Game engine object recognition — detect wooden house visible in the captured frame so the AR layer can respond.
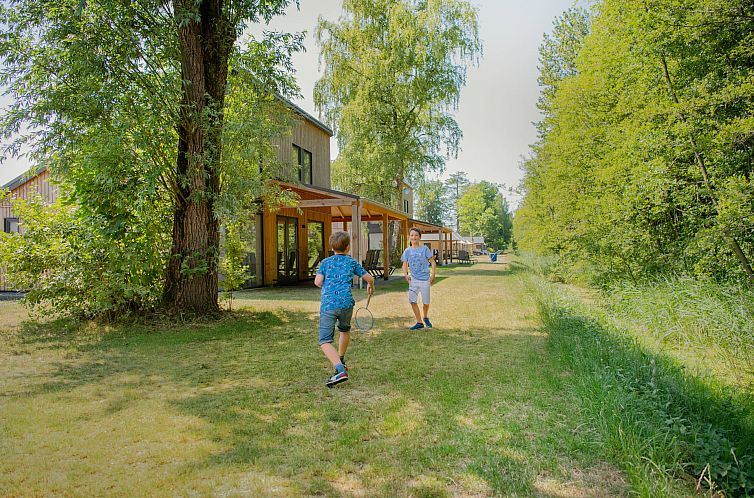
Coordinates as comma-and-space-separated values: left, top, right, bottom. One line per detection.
1, 101, 453, 291
1, 167, 58, 291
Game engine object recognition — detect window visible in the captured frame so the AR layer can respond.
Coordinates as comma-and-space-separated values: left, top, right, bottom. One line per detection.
403, 199, 409, 213
292, 144, 313, 184
3, 217, 20, 234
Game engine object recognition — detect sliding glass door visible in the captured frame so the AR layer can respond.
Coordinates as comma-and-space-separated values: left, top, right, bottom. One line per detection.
276, 216, 298, 284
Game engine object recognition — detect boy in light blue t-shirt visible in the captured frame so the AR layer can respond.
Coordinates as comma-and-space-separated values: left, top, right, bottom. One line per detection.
315, 231, 374, 387
401, 227, 436, 330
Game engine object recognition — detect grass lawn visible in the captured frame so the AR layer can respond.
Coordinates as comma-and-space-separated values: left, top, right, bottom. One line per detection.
0, 256, 632, 496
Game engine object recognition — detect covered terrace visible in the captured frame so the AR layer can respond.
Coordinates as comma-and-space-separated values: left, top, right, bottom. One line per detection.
263, 182, 453, 285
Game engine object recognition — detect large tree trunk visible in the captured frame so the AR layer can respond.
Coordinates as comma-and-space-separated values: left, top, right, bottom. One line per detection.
163, 0, 234, 314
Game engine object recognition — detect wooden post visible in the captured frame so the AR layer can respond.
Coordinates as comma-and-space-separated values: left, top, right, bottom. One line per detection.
439, 229, 445, 265
402, 219, 409, 254
351, 201, 362, 287
299, 213, 308, 281
382, 213, 389, 279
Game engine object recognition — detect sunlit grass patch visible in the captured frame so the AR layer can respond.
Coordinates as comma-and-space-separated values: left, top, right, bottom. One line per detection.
0, 257, 636, 496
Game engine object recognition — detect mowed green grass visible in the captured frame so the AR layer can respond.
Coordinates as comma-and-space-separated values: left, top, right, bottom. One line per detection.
0, 257, 630, 496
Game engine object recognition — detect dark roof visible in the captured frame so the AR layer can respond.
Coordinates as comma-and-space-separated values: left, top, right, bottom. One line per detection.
3, 166, 47, 191
275, 95, 333, 137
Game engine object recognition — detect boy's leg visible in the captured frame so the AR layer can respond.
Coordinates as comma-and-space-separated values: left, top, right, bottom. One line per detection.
320, 309, 349, 387
421, 282, 432, 327
408, 282, 423, 323
338, 330, 350, 357
319, 309, 345, 368
320, 342, 342, 367
337, 307, 353, 357
410, 302, 423, 323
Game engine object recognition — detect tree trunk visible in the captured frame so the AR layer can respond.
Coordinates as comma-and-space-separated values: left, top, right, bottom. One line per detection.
163, 0, 234, 314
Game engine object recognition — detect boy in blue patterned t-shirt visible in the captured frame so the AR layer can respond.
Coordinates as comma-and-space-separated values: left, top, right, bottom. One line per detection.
315, 231, 375, 387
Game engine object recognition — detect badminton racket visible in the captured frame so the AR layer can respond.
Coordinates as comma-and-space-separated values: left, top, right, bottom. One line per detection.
354, 294, 374, 332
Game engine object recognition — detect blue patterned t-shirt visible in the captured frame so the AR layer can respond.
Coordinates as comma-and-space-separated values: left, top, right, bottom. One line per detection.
401, 245, 433, 281
317, 254, 367, 311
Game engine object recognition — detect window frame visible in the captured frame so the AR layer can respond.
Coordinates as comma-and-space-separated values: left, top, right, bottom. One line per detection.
3, 217, 20, 234
292, 143, 313, 185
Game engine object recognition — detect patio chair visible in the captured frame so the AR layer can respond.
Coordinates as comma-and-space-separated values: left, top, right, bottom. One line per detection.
363, 249, 385, 278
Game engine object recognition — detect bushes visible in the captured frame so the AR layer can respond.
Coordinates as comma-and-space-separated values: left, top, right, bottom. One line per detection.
0, 194, 169, 320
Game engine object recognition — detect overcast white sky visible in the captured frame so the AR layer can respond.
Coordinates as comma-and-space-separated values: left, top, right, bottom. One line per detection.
1, 1, 576, 206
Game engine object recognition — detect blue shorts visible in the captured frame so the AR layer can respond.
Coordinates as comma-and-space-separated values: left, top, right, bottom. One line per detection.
318, 307, 353, 345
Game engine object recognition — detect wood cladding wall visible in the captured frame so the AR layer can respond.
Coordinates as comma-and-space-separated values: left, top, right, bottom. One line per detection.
1, 170, 58, 291
271, 117, 331, 189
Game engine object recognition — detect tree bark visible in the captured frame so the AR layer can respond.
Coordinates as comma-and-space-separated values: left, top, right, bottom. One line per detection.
163, 0, 235, 314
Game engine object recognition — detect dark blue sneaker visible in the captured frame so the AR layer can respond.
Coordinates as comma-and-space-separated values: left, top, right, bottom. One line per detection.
326, 370, 349, 387
409, 322, 425, 330
423, 317, 432, 328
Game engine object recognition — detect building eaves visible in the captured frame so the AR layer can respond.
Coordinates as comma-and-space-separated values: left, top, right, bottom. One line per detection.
3, 166, 47, 192
275, 94, 333, 137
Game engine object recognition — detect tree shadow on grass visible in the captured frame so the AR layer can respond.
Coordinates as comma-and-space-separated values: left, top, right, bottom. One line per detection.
3, 309, 295, 397
439, 262, 529, 278
162, 322, 629, 496
4, 307, 630, 496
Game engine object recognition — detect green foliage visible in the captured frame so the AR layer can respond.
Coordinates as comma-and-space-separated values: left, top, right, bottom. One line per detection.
219, 220, 250, 311
415, 179, 450, 225
529, 274, 754, 496
0, 0, 302, 317
444, 170, 470, 232
605, 275, 754, 386
516, 0, 754, 285
0, 193, 169, 320
315, 0, 481, 207
457, 181, 512, 250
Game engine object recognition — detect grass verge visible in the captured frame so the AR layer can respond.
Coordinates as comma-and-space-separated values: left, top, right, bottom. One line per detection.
525, 271, 754, 497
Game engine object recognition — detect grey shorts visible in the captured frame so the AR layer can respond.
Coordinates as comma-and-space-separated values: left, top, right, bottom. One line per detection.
408, 278, 430, 304
318, 307, 353, 345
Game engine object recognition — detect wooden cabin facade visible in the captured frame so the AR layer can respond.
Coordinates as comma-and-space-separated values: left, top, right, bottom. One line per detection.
1, 103, 453, 292
0, 168, 58, 291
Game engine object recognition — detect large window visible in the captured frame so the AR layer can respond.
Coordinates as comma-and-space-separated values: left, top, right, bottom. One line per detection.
292, 144, 313, 184
3, 217, 20, 234
276, 215, 298, 284
307, 221, 325, 277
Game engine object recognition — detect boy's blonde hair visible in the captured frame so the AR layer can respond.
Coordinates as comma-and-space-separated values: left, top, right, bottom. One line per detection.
329, 231, 351, 252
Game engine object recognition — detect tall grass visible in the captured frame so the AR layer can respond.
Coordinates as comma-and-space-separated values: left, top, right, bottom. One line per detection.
524, 274, 754, 497
605, 276, 754, 387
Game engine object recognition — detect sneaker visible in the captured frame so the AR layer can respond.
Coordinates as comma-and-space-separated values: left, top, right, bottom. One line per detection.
423, 317, 433, 328
326, 370, 349, 387
408, 322, 425, 330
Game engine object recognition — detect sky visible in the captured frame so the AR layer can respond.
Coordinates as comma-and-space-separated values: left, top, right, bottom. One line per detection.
0, 0, 576, 207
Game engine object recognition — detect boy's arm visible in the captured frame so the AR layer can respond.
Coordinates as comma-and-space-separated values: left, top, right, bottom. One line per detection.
429, 254, 437, 284
402, 261, 409, 282
362, 273, 375, 295
314, 274, 324, 288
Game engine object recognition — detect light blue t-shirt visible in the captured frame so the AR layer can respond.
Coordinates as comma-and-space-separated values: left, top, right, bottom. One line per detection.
401, 245, 433, 281
317, 254, 367, 311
